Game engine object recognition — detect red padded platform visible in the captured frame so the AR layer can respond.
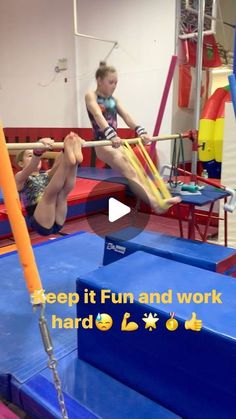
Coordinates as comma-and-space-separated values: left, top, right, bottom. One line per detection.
68, 178, 125, 201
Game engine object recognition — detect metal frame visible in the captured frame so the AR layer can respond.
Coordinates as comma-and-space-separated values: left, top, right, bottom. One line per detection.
73, 0, 117, 46
179, 0, 217, 39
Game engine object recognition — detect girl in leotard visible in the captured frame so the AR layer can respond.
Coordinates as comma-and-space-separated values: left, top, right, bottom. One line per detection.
15, 133, 83, 236
85, 61, 180, 213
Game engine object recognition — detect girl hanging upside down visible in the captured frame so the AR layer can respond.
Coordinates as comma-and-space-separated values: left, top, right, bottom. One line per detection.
85, 61, 181, 213
15, 132, 83, 236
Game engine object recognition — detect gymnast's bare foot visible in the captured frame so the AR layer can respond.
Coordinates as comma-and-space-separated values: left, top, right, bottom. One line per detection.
152, 196, 181, 214
166, 196, 181, 206
64, 133, 77, 165
72, 134, 84, 164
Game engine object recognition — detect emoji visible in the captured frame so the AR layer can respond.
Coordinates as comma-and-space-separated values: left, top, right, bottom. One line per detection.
95, 313, 113, 331
121, 312, 139, 331
142, 313, 159, 331
185, 312, 202, 331
166, 312, 179, 331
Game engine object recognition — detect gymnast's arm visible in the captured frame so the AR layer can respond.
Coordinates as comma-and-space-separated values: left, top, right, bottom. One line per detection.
15, 153, 43, 191
46, 152, 63, 179
116, 99, 138, 129
15, 138, 54, 190
116, 99, 151, 144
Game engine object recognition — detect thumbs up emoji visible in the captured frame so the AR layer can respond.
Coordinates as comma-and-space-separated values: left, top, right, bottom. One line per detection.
185, 312, 202, 332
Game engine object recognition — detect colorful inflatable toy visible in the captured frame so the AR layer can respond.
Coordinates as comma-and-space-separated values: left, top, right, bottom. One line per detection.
198, 86, 231, 178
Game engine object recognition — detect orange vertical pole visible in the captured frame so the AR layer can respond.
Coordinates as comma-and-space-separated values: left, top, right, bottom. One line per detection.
0, 124, 43, 298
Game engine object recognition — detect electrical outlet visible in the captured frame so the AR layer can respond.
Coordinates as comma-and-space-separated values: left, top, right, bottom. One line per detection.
55, 58, 67, 73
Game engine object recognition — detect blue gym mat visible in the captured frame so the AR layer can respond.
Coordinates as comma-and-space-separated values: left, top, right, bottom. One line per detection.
77, 170, 230, 206
0, 188, 3, 204
178, 185, 229, 206
15, 351, 179, 419
77, 251, 236, 418
0, 232, 104, 398
103, 227, 236, 272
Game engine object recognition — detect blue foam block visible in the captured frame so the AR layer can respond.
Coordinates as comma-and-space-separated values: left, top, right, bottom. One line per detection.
0, 218, 15, 237
0, 232, 103, 400
229, 74, 236, 117
77, 252, 236, 419
14, 351, 179, 419
0, 189, 3, 204
14, 374, 98, 419
103, 227, 236, 273
67, 196, 113, 218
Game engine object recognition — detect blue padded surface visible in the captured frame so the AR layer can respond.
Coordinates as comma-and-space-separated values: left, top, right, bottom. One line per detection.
177, 185, 229, 206
77, 167, 129, 185
76, 171, 228, 205
15, 350, 179, 419
0, 232, 103, 397
0, 219, 14, 237
13, 374, 98, 419
67, 196, 114, 218
0, 188, 3, 204
77, 252, 236, 418
103, 227, 236, 272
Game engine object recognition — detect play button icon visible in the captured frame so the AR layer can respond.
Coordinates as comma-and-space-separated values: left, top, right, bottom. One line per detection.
85, 176, 150, 240
108, 198, 130, 222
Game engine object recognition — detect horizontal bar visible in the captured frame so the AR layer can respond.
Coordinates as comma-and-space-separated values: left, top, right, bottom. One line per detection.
9, 150, 58, 159
6, 133, 190, 151
179, 30, 214, 40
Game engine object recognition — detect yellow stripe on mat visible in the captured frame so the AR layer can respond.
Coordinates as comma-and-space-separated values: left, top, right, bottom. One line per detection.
0, 244, 17, 255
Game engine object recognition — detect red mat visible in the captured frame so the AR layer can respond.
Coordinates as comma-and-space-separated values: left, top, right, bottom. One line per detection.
67, 178, 125, 201
0, 403, 19, 418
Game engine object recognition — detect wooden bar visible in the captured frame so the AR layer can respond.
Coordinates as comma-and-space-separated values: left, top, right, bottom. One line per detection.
6, 133, 190, 150
9, 149, 58, 159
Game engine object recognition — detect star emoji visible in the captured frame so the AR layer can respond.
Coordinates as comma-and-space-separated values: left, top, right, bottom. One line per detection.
142, 313, 159, 331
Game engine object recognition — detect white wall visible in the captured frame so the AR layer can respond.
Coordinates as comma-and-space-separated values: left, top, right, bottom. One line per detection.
75, 0, 176, 165
209, 67, 232, 94
0, 0, 77, 127
216, 0, 236, 53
